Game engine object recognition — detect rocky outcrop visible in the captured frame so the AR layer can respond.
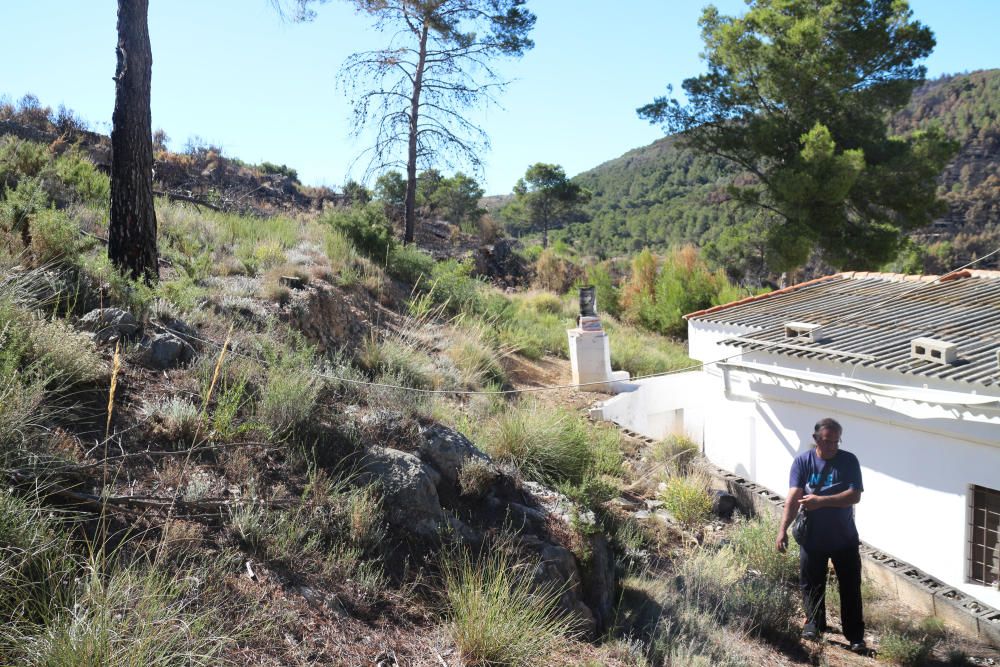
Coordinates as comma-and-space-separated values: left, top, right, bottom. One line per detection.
79, 308, 140, 345
283, 282, 396, 354
474, 238, 530, 287
361, 447, 448, 540
419, 423, 493, 487
136, 331, 195, 370
354, 418, 617, 638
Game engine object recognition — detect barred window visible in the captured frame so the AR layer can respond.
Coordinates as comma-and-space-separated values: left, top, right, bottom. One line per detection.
969, 485, 1000, 586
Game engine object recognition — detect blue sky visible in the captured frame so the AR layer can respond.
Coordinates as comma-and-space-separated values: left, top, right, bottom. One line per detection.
2, 1, 998, 194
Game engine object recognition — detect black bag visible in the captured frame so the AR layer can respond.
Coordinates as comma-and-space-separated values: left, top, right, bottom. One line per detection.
790, 459, 832, 545
791, 509, 809, 544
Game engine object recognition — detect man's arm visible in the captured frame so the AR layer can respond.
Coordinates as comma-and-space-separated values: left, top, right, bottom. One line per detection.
775, 486, 804, 553
799, 487, 861, 510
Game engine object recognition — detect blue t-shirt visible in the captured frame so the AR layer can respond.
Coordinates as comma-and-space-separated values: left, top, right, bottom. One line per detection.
789, 449, 863, 552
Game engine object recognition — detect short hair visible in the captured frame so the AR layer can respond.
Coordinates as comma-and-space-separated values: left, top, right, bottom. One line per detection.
814, 417, 843, 435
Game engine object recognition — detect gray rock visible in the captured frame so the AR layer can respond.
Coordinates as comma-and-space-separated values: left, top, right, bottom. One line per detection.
583, 535, 615, 632
361, 447, 445, 539
420, 423, 493, 486
136, 332, 195, 370
80, 308, 139, 344
152, 316, 200, 349
532, 543, 596, 637
279, 274, 306, 289
522, 481, 596, 529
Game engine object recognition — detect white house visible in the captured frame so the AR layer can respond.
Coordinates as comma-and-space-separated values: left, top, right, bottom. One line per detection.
597, 270, 1000, 608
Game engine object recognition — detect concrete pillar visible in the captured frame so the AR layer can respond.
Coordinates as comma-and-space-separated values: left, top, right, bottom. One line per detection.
567, 322, 629, 393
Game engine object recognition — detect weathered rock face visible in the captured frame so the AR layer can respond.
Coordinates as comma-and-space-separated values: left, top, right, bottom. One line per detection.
528, 538, 596, 635
474, 238, 529, 287
419, 423, 493, 487
136, 332, 195, 370
361, 447, 447, 540
354, 420, 616, 639
151, 316, 200, 350
79, 308, 140, 345
518, 482, 616, 637
283, 283, 388, 354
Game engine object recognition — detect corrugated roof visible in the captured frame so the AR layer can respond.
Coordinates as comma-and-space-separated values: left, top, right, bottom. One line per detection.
687, 271, 1000, 387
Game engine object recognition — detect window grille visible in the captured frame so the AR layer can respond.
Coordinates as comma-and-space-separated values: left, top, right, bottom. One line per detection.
969, 485, 1000, 586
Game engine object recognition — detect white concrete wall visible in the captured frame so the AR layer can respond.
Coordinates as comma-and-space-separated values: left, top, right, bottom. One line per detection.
599, 320, 1000, 607
595, 372, 709, 443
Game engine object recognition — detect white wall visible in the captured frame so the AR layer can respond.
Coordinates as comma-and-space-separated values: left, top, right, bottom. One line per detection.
599, 320, 1000, 607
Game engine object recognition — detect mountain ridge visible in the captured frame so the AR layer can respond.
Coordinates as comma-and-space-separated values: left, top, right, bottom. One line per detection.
568, 69, 1000, 264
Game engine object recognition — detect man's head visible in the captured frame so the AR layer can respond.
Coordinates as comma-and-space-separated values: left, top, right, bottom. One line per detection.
813, 417, 842, 458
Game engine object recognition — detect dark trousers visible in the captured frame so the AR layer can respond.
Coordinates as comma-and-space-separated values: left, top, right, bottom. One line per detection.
799, 545, 865, 643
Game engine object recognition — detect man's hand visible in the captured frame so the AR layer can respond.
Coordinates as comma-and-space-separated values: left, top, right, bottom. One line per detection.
799, 494, 823, 510
776, 530, 788, 553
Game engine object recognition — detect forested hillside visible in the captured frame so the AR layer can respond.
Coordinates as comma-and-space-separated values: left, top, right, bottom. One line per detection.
571, 69, 1000, 261
892, 69, 1000, 231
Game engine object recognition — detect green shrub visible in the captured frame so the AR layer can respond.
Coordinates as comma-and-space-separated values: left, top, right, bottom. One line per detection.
878, 631, 932, 665
660, 473, 712, 527
727, 515, 799, 584
388, 242, 435, 284
257, 161, 298, 182
499, 299, 572, 360
257, 356, 321, 437
10, 563, 232, 666
442, 545, 578, 666
26, 208, 85, 266
1, 177, 48, 245
0, 136, 49, 187
77, 254, 156, 316
478, 401, 614, 486
30, 314, 105, 386
358, 334, 437, 390
445, 322, 507, 389
54, 151, 110, 205
421, 258, 489, 316
651, 434, 700, 476
606, 320, 695, 377
321, 203, 395, 262
521, 291, 563, 315
674, 545, 799, 641
236, 238, 286, 275
143, 396, 203, 446
620, 246, 733, 338
0, 489, 76, 633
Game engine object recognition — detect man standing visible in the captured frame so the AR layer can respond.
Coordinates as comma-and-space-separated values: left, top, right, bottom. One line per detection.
776, 418, 866, 653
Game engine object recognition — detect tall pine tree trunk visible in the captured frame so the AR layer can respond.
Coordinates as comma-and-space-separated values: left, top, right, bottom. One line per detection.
403, 19, 429, 246
109, 0, 158, 283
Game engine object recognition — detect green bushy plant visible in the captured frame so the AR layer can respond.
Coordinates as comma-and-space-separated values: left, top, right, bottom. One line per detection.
727, 514, 799, 584
54, 151, 110, 206
878, 631, 932, 665
421, 258, 488, 316
660, 473, 712, 528
29, 208, 86, 265
388, 241, 435, 284
321, 203, 395, 262
0, 489, 77, 633
256, 340, 321, 438
652, 434, 700, 476
620, 246, 733, 338
0, 137, 49, 187
442, 544, 578, 666
10, 562, 233, 666
477, 401, 619, 487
